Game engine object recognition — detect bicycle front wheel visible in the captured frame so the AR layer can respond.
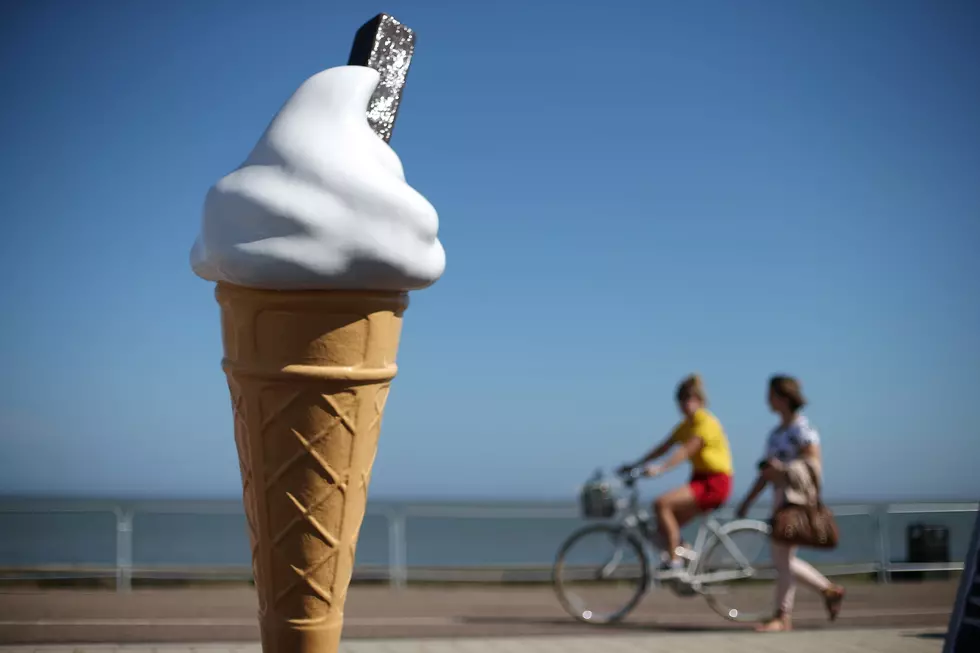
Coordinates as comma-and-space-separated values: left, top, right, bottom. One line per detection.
553, 524, 649, 624
698, 520, 776, 622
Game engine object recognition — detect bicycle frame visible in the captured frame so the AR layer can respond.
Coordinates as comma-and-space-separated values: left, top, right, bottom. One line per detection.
687, 518, 763, 586
607, 475, 765, 589
554, 471, 775, 625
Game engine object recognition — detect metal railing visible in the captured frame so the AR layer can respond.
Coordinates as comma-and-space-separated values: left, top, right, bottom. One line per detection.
0, 499, 975, 591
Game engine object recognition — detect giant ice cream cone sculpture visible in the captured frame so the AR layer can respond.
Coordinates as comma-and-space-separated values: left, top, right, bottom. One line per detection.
218, 285, 407, 650
190, 15, 444, 652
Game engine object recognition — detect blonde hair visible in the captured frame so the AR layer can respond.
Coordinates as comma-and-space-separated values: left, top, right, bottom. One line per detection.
676, 373, 707, 405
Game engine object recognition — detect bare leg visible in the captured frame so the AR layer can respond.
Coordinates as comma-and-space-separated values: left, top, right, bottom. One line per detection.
653, 486, 700, 562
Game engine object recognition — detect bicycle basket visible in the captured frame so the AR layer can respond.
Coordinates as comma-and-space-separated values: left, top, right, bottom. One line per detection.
580, 479, 617, 519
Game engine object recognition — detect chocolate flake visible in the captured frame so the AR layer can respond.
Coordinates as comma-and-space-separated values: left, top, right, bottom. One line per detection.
348, 14, 416, 143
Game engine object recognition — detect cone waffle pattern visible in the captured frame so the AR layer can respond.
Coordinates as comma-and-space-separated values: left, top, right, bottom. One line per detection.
217, 283, 408, 652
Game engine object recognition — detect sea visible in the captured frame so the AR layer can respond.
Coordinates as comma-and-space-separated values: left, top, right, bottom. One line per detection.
0, 498, 976, 576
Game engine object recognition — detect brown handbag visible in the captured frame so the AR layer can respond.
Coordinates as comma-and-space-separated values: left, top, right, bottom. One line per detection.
770, 460, 840, 549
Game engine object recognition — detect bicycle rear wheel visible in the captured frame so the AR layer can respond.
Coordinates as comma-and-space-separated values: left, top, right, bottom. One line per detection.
698, 520, 776, 622
553, 524, 649, 624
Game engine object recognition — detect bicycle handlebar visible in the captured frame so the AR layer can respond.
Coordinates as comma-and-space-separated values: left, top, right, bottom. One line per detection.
617, 466, 644, 486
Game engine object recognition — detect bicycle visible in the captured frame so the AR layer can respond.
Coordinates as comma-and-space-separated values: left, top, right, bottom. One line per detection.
552, 468, 776, 624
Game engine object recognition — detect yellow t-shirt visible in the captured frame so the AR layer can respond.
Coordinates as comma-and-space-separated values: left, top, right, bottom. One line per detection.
669, 408, 733, 475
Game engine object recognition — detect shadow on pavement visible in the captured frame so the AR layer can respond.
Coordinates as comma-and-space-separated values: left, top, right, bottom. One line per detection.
905, 631, 947, 640
457, 616, 746, 633
457, 615, 844, 634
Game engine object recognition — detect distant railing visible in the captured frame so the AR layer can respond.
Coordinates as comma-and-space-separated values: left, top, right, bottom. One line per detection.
0, 499, 975, 591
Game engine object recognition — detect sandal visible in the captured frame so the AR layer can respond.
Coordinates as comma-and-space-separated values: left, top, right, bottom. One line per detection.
823, 585, 845, 621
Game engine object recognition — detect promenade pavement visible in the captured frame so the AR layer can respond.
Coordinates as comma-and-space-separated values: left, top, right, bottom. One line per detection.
0, 579, 958, 644
0, 628, 951, 653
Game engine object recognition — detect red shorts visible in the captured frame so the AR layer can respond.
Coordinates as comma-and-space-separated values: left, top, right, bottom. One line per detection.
689, 472, 732, 512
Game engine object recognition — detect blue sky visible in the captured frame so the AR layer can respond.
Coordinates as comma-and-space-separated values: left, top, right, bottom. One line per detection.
1, 0, 978, 502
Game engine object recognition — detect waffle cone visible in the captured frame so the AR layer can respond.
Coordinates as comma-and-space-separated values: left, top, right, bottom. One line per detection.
216, 282, 408, 653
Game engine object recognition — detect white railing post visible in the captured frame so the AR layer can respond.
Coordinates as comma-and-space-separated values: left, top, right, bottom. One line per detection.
876, 506, 891, 584
387, 509, 407, 589
114, 506, 134, 592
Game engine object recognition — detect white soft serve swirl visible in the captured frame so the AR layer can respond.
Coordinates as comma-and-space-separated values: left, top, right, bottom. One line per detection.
191, 66, 445, 291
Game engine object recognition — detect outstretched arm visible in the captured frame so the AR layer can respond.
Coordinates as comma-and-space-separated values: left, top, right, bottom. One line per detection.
619, 435, 674, 474
638, 436, 674, 465
646, 436, 703, 476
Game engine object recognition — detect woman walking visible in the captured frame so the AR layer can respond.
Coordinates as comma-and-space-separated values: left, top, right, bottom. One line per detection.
736, 375, 845, 632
